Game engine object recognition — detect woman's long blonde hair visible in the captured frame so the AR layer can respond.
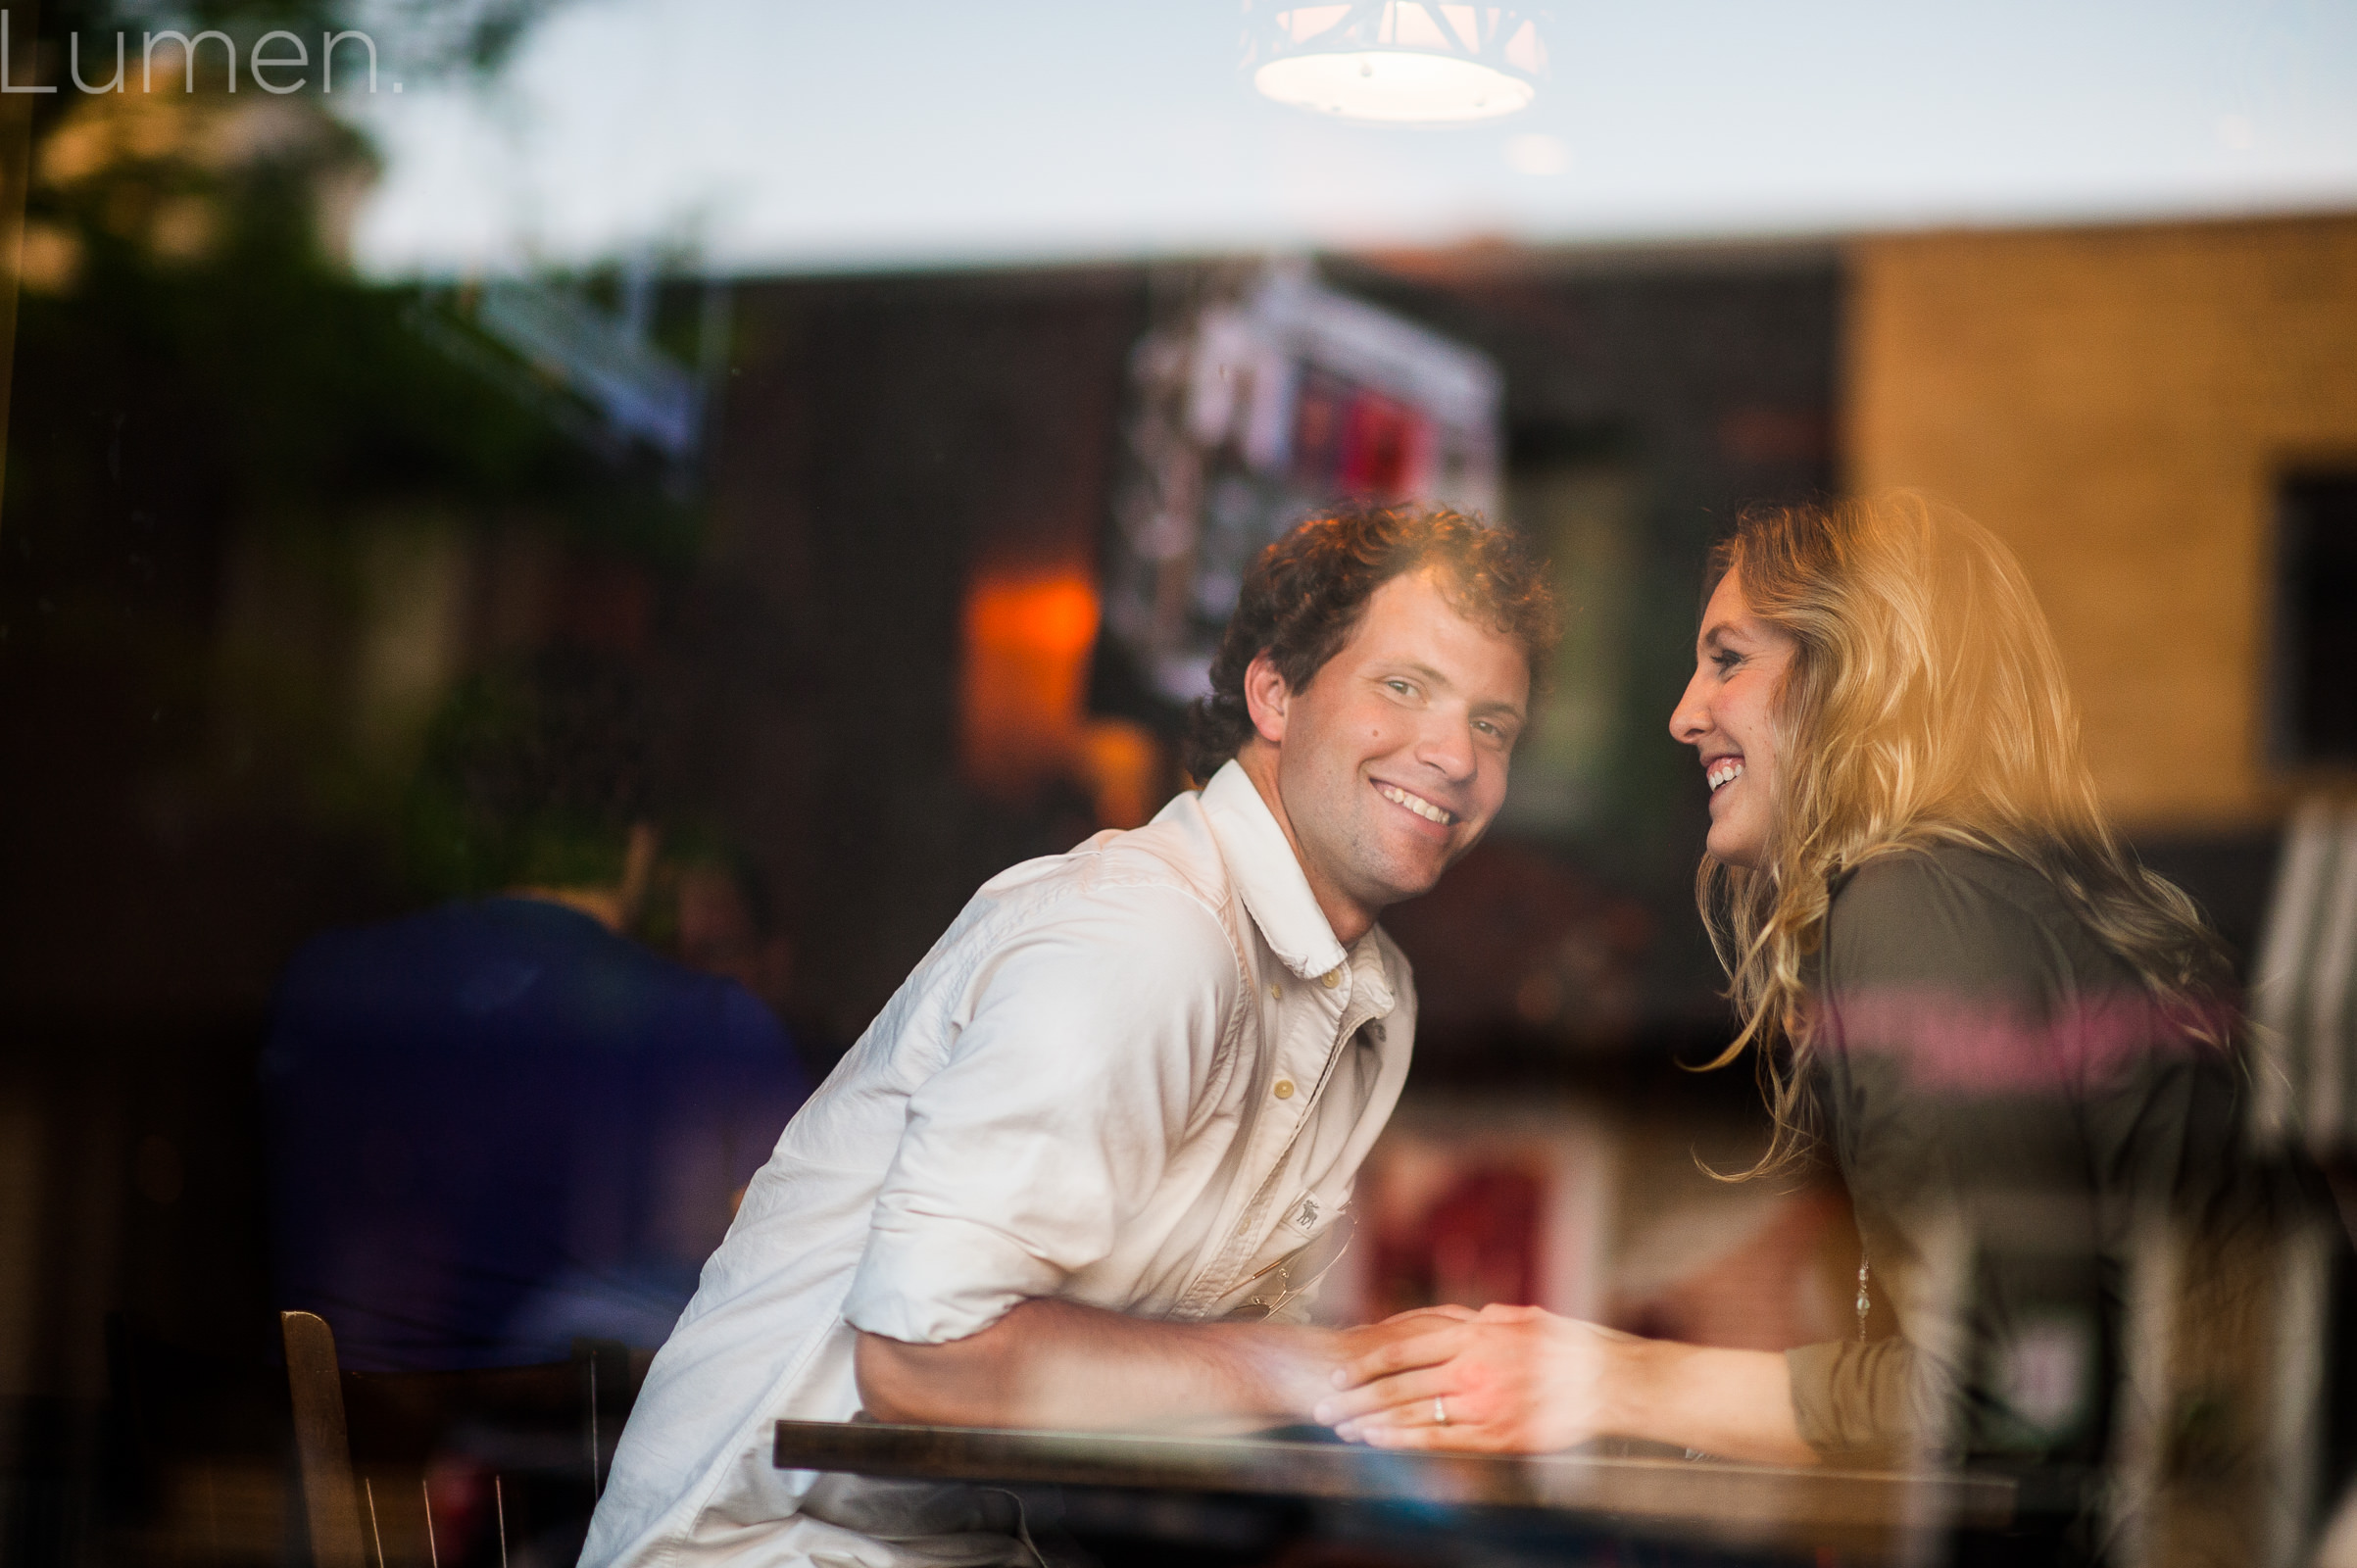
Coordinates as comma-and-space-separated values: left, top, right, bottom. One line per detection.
1699, 494, 2231, 1174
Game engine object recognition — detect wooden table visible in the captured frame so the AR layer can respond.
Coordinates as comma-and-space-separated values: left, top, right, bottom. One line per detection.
773, 1419, 2016, 1560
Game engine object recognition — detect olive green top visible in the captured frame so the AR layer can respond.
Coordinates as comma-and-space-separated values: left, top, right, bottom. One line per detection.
1782, 843, 2259, 1468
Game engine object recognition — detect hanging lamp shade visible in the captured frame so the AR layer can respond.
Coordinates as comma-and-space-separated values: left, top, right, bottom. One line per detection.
1243, 3, 1549, 124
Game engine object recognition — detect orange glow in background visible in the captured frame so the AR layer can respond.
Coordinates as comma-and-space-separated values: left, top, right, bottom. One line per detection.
960, 571, 1161, 829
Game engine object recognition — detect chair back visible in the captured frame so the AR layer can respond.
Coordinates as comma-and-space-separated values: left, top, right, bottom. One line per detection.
283, 1310, 367, 1568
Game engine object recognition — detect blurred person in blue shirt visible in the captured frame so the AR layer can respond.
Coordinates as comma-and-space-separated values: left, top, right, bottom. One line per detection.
262, 652, 811, 1372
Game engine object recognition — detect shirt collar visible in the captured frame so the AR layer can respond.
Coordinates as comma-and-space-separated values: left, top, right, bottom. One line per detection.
1199, 760, 1351, 984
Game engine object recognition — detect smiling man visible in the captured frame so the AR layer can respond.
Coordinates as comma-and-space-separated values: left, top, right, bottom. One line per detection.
582, 506, 1556, 1568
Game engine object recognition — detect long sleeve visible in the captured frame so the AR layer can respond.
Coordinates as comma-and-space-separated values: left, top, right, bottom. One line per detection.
842, 882, 1240, 1345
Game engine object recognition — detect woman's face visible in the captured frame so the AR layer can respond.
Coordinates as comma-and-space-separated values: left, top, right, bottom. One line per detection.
1669, 566, 1796, 870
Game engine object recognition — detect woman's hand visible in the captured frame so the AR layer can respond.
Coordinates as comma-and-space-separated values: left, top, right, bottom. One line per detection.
1253, 1303, 1482, 1419
1313, 1304, 1817, 1465
1311, 1303, 1634, 1452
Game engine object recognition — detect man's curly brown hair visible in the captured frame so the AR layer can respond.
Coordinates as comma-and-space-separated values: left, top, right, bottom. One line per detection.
1182, 505, 1559, 783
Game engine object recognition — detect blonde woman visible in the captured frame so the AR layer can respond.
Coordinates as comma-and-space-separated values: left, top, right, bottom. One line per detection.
1315, 495, 2282, 1490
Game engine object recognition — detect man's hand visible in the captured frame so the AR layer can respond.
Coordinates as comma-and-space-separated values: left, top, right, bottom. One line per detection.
854, 1298, 1473, 1436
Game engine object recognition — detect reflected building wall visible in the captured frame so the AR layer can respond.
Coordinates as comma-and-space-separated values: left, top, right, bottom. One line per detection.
1848, 215, 2357, 834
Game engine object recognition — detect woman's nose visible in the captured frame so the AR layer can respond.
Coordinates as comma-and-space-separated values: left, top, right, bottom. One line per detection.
1668, 670, 1710, 745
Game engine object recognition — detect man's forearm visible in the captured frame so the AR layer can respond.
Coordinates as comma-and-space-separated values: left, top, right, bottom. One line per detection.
855, 1298, 1343, 1435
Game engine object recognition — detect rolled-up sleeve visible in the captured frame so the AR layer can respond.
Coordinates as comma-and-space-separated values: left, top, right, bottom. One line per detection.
1787, 1337, 1944, 1464
842, 884, 1239, 1344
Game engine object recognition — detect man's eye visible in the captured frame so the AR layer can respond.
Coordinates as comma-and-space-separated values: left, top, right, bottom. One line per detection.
1385, 679, 1414, 696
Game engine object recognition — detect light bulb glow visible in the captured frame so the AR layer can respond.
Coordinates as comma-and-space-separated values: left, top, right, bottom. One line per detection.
1253, 53, 1535, 123
1242, 3, 1549, 125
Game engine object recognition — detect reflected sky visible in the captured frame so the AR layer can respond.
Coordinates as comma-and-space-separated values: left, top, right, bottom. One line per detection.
336, 0, 2357, 275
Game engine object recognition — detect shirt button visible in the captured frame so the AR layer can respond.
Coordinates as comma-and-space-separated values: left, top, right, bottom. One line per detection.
1272, 1079, 1296, 1100
1319, 968, 1341, 989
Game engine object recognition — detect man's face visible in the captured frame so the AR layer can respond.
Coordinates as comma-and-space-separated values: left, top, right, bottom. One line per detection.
1248, 569, 1531, 939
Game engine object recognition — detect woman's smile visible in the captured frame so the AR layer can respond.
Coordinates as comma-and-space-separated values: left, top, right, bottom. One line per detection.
1670, 567, 1793, 869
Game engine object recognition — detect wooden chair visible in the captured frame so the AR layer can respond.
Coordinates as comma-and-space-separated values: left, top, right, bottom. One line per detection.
281, 1310, 648, 1568
283, 1312, 367, 1568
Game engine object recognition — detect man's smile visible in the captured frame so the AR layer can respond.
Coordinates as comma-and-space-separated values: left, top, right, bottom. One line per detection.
1373, 780, 1459, 827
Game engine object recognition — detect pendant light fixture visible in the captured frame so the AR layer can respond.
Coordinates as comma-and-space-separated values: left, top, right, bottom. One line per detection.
1243, 3, 1549, 124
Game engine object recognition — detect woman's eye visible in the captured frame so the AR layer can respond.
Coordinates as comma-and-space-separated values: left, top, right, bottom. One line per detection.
1711, 650, 1741, 673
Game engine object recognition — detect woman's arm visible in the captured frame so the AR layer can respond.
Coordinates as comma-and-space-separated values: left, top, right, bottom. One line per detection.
1311, 1303, 1817, 1466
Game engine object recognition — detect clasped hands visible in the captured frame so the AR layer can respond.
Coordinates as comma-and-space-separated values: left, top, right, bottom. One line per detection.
1314, 1302, 1640, 1453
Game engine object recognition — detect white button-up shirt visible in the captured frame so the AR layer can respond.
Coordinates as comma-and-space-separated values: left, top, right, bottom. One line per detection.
582, 761, 1416, 1568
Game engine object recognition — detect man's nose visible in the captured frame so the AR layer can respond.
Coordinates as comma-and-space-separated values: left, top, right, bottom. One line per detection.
1418, 711, 1478, 780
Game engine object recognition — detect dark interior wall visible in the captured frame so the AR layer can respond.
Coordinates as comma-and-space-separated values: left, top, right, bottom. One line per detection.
683, 269, 1146, 1044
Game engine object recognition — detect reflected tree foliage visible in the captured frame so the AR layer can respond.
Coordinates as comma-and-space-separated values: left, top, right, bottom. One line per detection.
7, 0, 712, 914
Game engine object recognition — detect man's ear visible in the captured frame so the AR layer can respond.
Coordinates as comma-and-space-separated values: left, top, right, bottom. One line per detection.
1243, 652, 1290, 746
